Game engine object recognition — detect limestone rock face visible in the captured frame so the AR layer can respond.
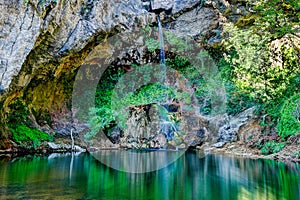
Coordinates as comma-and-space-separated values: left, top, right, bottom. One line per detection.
151, 0, 174, 11
167, 6, 222, 45
0, 0, 156, 90
0, 1, 40, 90
1, 0, 239, 92
143, 0, 201, 14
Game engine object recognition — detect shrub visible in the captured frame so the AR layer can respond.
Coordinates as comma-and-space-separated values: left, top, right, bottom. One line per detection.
261, 141, 285, 155
218, 56, 256, 115
276, 94, 300, 138
9, 124, 52, 148
293, 150, 300, 158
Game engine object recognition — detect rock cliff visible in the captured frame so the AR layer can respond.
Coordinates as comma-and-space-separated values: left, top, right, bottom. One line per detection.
0, 0, 253, 150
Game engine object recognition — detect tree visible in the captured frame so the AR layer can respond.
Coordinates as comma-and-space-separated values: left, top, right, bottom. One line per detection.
223, 0, 300, 102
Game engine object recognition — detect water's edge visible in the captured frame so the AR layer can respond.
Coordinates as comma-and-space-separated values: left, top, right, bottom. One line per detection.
0, 146, 299, 164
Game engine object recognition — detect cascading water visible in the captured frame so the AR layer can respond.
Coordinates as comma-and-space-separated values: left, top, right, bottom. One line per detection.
157, 15, 177, 144
157, 15, 166, 83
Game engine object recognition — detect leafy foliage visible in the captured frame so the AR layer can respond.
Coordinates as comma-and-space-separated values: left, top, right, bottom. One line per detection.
255, 0, 300, 38
145, 38, 159, 52
260, 141, 285, 155
222, 0, 300, 139
166, 56, 212, 114
293, 150, 300, 158
9, 124, 52, 148
276, 94, 300, 138
164, 32, 193, 54
6, 99, 53, 147
88, 51, 205, 138
88, 80, 190, 139
223, 0, 300, 102
86, 107, 117, 139
218, 55, 256, 115
223, 24, 299, 102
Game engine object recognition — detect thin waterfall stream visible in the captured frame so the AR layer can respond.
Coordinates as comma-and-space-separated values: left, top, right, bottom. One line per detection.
157, 15, 166, 83
157, 15, 176, 144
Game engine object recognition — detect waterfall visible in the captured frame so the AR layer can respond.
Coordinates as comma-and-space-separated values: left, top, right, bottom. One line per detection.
157, 15, 177, 144
157, 15, 166, 83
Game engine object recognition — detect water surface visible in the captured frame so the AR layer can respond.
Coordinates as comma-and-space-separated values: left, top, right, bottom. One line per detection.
0, 151, 299, 199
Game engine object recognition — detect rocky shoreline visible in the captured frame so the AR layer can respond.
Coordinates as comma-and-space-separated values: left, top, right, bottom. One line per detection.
1, 137, 299, 164
201, 142, 300, 164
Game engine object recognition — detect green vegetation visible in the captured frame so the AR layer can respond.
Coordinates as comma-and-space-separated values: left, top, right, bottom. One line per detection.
87, 29, 222, 139
7, 99, 51, 148
7, 99, 29, 125
89, 3, 300, 142
276, 94, 300, 138
166, 55, 214, 115
9, 124, 52, 148
293, 150, 300, 158
145, 38, 159, 52
88, 74, 191, 139
260, 141, 285, 155
8, 0, 300, 150
217, 54, 256, 115
223, 24, 299, 102
86, 29, 206, 139
222, 0, 300, 139
223, 0, 300, 100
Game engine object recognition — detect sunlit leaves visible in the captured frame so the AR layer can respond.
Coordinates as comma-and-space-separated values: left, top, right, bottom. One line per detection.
276, 93, 300, 138
222, 0, 300, 102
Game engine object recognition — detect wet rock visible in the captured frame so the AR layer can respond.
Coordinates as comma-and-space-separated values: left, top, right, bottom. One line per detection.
160, 121, 176, 139
151, 0, 173, 10
212, 141, 226, 148
153, 133, 167, 148
149, 0, 173, 14
184, 132, 202, 147
108, 126, 123, 144
178, 143, 186, 149
162, 103, 179, 112
74, 145, 86, 152
85, 131, 120, 151
218, 107, 255, 142
47, 142, 85, 152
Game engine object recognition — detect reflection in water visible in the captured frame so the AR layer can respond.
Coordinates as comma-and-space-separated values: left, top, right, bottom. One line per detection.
92, 150, 185, 173
0, 151, 299, 199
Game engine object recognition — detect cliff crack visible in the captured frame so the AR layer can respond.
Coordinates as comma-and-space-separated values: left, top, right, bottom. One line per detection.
56, 19, 82, 55
27, 8, 35, 30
